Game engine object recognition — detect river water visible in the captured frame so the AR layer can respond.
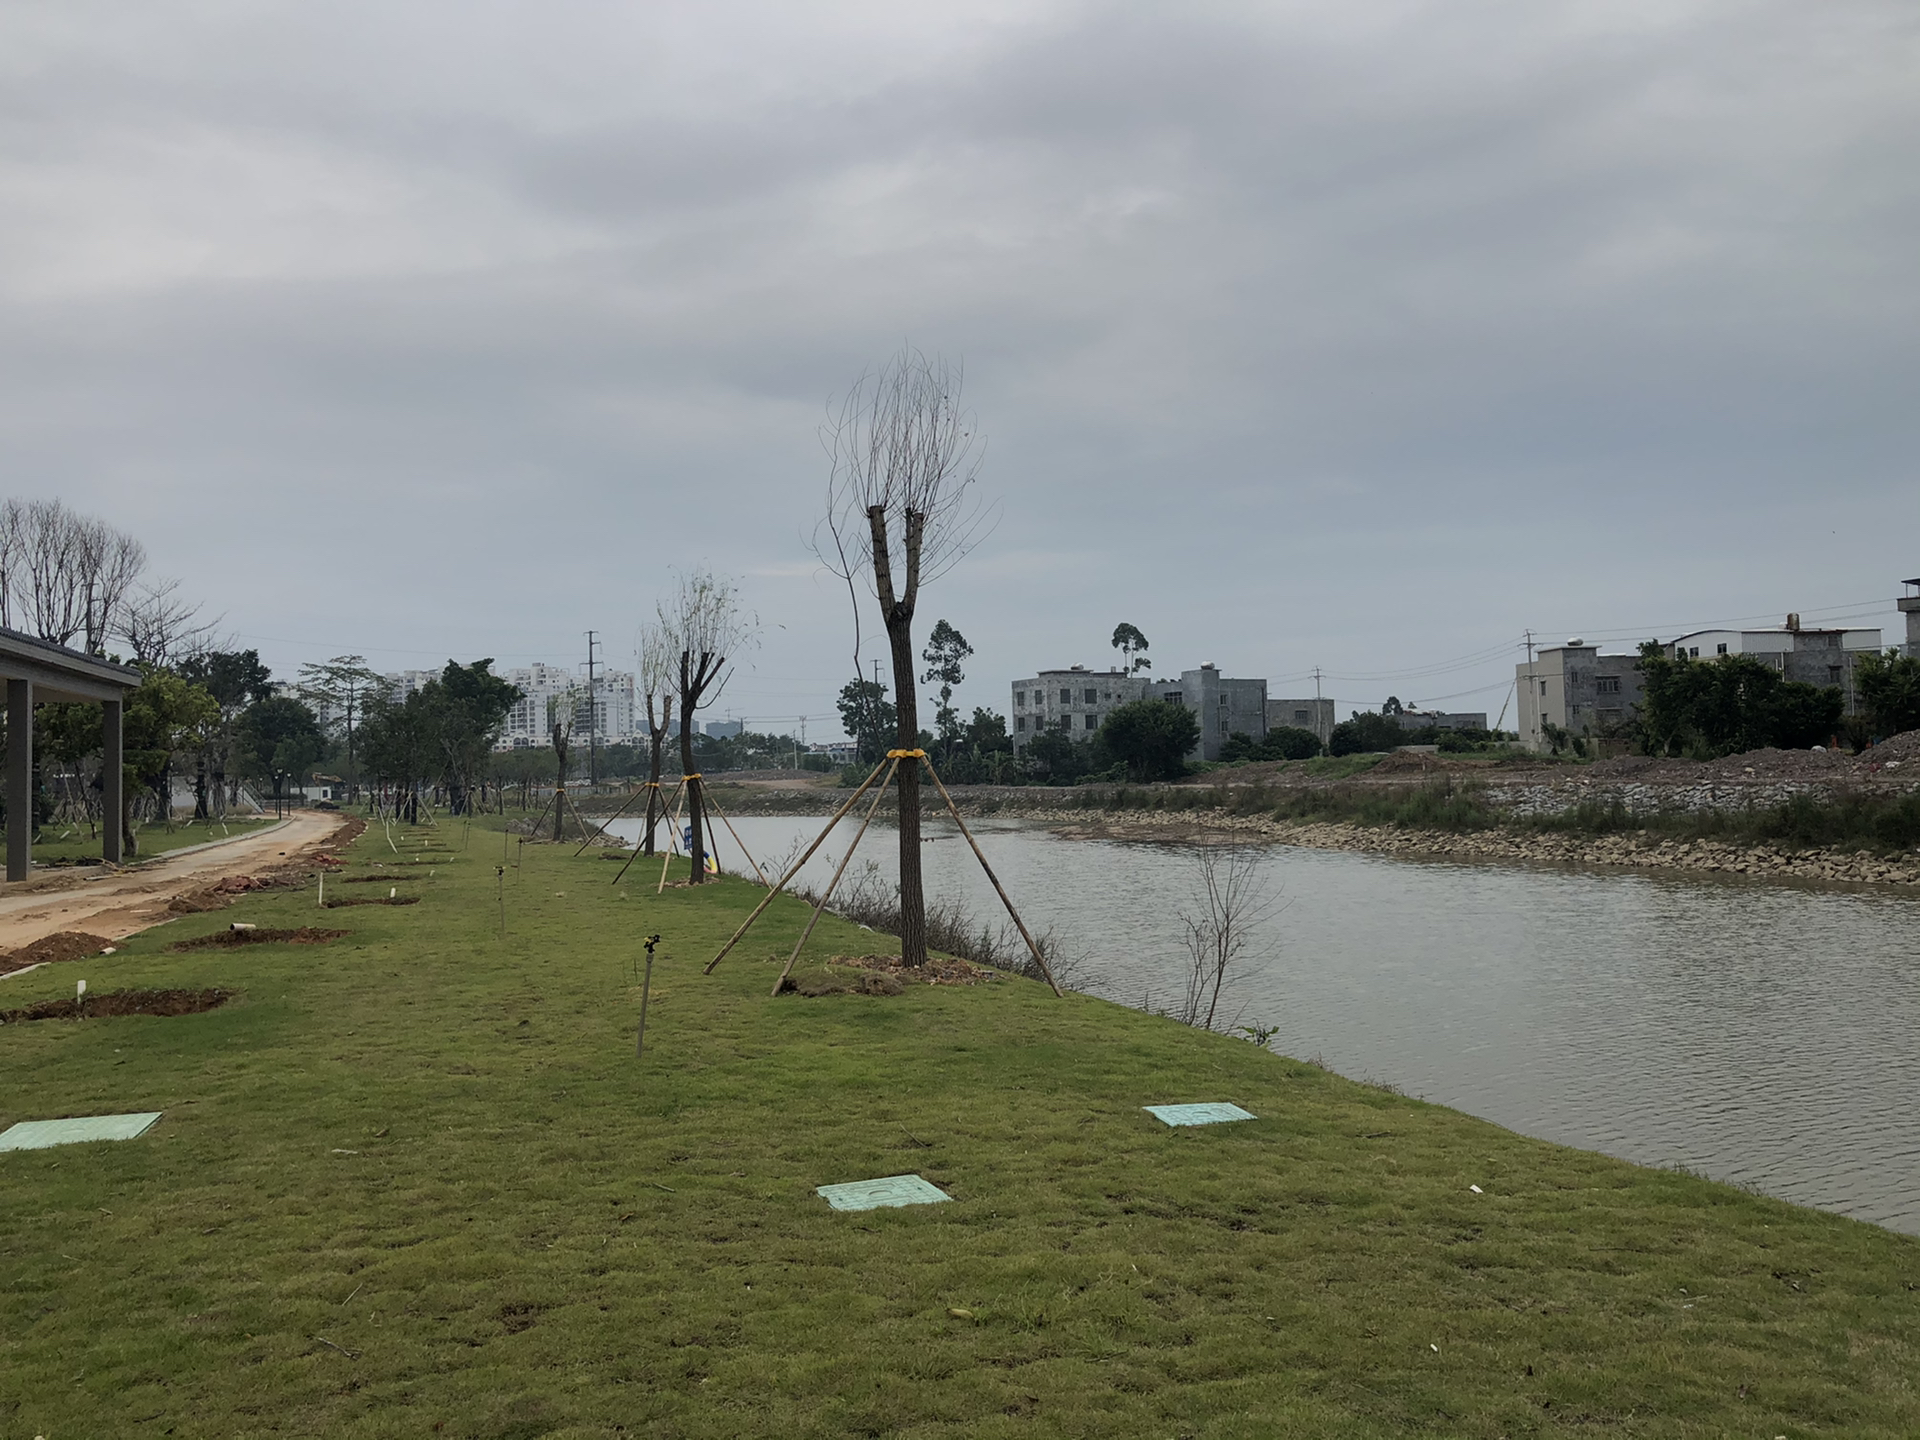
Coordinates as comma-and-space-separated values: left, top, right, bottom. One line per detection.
605, 812, 1920, 1235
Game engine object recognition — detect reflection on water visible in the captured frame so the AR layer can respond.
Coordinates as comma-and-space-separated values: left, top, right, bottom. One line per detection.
606, 812, 1920, 1234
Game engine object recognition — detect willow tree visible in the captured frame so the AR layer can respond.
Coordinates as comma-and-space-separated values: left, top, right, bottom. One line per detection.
636, 623, 676, 856
659, 570, 753, 883
819, 348, 988, 967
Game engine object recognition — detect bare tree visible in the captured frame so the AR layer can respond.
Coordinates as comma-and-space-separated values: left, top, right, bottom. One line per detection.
636, 623, 677, 856
121, 578, 215, 666
0, 497, 209, 660
1174, 841, 1280, 1031
547, 683, 584, 840
658, 569, 754, 884
817, 347, 991, 966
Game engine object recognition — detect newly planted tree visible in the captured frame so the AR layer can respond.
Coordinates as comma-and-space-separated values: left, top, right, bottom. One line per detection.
659, 570, 753, 883
819, 348, 989, 967
636, 624, 676, 856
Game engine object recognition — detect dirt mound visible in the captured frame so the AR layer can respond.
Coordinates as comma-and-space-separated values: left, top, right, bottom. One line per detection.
167, 874, 278, 914
322, 895, 421, 909
168, 927, 346, 951
1865, 729, 1920, 765
341, 873, 423, 884
1, 988, 231, 1023
0, 931, 114, 976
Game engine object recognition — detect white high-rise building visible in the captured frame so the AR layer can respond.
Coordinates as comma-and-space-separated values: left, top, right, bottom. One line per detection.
495, 663, 639, 749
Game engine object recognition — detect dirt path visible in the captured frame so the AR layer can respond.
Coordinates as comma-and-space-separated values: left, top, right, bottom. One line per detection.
0, 809, 348, 954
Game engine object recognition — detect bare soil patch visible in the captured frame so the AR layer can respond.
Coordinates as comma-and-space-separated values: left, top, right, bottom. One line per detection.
778, 953, 1002, 995
0, 931, 115, 976
341, 873, 424, 884
168, 927, 347, 951
1, 987, 232, 1023
323, 896, 421, 909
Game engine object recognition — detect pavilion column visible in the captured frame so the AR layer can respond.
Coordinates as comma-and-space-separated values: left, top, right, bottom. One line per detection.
7, 678, 30, 883
102, 698, 124, 866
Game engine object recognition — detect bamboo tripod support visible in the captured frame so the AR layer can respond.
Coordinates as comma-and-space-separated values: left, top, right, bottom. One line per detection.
610, 780, 683, 887
701, 789, 768, 887
768, 757, 900, 996
655, 783, 689, 893
700, 757, 893, 975
573, 780, 652, 856
700, 751, 1064, 998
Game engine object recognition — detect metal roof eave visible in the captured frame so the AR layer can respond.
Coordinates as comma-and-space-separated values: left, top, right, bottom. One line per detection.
0, 627, 143, 703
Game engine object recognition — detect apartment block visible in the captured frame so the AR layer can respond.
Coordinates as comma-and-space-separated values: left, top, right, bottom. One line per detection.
1009, 668, 1149, 752
1151, 665, 1269, 762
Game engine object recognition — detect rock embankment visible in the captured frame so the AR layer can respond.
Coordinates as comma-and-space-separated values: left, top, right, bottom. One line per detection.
1041, 808, 1920, 889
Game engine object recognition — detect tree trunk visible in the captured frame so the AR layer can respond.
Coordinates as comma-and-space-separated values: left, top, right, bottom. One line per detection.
643, 729, 665, 855
887, 616, 927, 967
678, 683, 707, 883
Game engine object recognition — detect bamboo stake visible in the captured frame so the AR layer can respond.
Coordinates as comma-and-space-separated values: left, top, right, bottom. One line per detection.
703, 790, 768, 886
920, 756, 1063, 997
574, 781, 649, 857
657, 783, 689, 894
611, 779, 682, 886
701, 757, 891, 975
771, 758, 899, 997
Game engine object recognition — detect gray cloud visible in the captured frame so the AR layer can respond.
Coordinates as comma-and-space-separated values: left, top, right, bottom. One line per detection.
3, 0, 1915, 726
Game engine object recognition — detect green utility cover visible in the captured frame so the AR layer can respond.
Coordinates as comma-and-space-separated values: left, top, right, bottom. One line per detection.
0, 1112, 162, 1151
817, 1174, 951, 1211
1144, 1102, 1257, 1127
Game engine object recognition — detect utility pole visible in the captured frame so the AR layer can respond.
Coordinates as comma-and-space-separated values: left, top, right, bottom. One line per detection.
585, 630, 600, 787
1524, 629, 1536, 749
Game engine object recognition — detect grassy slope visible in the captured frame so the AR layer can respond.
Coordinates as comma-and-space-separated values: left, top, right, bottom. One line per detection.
30, 815, 278, 867
0, 820, 1914, 1439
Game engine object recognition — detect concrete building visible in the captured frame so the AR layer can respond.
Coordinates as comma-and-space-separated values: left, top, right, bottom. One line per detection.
380, 669, 440, 703
1011, 662, 1269, 763
1518, 615, 1884, 751
1517, 641, 1646, 752
1267, 697, 1336, 747
1664, 618, 1881, 716
1010, 667, 1149, 752
704, 718, 744, 739
1151, 665, 1269, 762
1391, 708, 1488, 733
1899, 577, 1920, 657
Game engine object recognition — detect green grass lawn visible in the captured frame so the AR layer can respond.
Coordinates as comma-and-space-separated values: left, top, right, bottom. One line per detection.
1, 818, 1914, 1438
30, 814, 279, 867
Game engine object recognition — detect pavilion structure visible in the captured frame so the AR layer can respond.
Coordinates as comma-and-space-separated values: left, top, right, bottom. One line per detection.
0, 627, 142, 881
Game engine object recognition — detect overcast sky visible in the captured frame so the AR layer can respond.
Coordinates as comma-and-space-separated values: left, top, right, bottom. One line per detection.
5, 0, 1916, 735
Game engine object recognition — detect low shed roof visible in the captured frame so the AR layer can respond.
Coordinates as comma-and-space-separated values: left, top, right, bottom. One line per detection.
0, 627, 143, 703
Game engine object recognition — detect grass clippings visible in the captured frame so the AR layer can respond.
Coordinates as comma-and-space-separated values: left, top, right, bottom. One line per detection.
0, 931, 113, 977
0, 987, 230, 1024
167, 927, 347, 951
0, 813, 1915, 1439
